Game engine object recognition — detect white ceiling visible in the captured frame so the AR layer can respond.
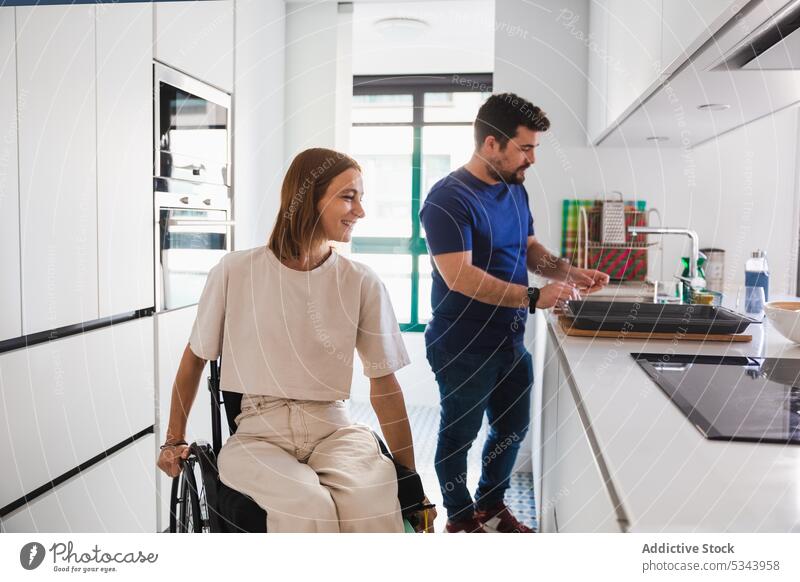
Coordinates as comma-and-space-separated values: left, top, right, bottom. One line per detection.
351, 0, 495, 76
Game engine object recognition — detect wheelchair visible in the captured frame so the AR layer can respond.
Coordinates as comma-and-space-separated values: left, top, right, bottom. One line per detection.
169, 360, 431, 533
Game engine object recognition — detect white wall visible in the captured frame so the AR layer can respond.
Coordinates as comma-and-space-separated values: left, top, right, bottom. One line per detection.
688, 108, 799, 297
335, 3, 353, 152
284, 1, 340, 157
233, 0, 286, 250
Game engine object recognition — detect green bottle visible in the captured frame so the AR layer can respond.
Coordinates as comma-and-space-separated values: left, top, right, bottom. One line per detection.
680, 253, 707, 303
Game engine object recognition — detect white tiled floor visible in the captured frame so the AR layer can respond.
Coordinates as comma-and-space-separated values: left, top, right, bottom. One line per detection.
348, 401, 537, 532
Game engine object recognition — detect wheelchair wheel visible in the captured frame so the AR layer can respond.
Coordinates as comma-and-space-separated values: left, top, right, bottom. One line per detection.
170, 455, 210, 533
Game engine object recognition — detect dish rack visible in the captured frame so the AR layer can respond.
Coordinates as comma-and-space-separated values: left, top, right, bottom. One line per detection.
576, 193, 662, 279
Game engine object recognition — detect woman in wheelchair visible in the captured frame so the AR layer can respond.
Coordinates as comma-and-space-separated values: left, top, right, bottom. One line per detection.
157, 148, 435, 532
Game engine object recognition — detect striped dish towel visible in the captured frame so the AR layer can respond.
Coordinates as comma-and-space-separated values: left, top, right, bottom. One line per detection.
586, 248, 648, 280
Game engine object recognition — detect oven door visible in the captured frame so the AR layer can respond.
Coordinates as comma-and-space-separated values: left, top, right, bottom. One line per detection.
156, 202, 233, 312
154, 62, 231, 185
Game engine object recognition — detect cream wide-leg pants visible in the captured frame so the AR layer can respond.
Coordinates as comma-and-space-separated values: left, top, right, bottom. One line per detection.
217, 395, 404, 533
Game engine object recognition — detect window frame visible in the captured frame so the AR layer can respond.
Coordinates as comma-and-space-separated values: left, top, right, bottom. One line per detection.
351, 73, 493, 332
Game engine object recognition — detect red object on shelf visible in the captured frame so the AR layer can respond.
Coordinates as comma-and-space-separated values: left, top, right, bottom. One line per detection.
585, 248, 648, 281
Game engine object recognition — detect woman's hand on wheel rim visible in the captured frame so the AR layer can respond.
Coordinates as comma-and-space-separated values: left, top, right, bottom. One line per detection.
157, 444, 190, 478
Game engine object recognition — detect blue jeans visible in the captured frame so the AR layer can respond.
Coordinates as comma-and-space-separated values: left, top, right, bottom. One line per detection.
427, 344, 533, 521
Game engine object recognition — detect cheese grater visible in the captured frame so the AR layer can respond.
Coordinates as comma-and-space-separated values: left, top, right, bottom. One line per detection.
601, 194, 626, 245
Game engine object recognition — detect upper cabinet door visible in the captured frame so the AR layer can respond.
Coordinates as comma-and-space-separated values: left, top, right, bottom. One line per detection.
605, 0, 662, 127
0, 8, 21, 341
96, 2, 154, 317
661, 0, 738, 74
155, 0, 234, 92
16, 5, 98, 335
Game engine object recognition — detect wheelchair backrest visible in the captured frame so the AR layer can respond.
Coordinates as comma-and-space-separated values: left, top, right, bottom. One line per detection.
221, 390, 242, 436
208, 359, 244, 452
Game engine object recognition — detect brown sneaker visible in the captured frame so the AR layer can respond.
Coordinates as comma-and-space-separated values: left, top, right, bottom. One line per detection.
445, 516, 486, 533
474, 503, 535, 533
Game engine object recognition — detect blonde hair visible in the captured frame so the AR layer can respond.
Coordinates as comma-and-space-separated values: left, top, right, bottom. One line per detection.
268, 148, 361, 261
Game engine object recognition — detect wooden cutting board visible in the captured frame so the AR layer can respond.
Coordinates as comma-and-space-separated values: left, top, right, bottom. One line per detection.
558, 316, 752, 342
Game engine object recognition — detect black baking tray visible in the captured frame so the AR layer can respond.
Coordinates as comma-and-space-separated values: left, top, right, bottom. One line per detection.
564, 301, 760, 334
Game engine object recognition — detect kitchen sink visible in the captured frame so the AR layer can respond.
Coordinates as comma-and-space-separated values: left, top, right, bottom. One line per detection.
581, 280, 655, 303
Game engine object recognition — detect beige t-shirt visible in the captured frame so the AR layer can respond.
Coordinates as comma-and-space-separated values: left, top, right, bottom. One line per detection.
188, 246, 410, 400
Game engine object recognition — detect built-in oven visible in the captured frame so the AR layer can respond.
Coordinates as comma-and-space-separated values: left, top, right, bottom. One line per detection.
153, 62, 233, 312
154, 62, 231, 186
155, 178, 232, 312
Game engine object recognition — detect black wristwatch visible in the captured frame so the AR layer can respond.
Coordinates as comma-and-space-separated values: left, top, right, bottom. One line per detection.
527, 287, 540, 314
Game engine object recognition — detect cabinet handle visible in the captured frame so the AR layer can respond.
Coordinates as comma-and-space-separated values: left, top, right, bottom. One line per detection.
168, 219, 236, 227
174, 163, 206, 176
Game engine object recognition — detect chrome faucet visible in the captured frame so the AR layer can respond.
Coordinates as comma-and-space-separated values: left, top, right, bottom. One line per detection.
627, 226, 706, 290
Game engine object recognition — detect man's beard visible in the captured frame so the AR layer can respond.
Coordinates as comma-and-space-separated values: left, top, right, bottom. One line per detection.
486, 163, 529, 185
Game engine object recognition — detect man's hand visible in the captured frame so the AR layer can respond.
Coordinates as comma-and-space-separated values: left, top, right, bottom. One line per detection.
537, 281, 581, 309
525, 239, 610, 295
565, 268, 610, 294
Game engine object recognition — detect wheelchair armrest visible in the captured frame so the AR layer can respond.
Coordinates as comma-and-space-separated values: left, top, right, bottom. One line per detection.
371, 431, 430, 520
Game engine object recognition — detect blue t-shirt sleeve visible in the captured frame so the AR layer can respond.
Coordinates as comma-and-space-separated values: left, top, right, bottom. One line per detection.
522, 186, 535, 236
420, 190, 473, 255
527, 207, 535, 236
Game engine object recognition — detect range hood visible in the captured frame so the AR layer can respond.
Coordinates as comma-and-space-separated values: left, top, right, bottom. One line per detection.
714, 0, 800, 70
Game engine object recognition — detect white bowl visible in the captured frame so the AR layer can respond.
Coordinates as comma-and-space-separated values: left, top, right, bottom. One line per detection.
764, 301, 800, 343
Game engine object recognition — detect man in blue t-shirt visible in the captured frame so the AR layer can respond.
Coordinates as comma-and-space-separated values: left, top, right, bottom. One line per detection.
420, 93, 609, 533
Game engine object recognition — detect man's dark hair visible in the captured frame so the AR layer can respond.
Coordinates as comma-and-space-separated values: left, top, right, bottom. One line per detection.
474, 93, 550, 150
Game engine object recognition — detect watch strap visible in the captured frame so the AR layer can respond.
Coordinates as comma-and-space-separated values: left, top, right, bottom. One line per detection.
527, 287, 540, 314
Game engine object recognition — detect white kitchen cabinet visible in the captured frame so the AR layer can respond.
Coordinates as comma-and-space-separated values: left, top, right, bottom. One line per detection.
0, 317, 155, 512
155, 0, 234, 91
538, 329, 621, 532
537, 331, 561, 532
605, 0, 663, 128
1, 434, 156, 533
96, 2, 154, 317
16, 5, 98, 335
661, 0, 739, 74
589, 0, 744, 142
155, 305, 214, 531
553, 367, 621, 532
0, 8, 21, 341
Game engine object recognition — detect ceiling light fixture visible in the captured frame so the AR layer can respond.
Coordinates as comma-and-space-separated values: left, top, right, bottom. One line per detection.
374, 17, 430, 42
697, 103, 731, 111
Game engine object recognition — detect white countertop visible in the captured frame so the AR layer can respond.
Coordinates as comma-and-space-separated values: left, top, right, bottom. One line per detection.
546, 308, 800, 532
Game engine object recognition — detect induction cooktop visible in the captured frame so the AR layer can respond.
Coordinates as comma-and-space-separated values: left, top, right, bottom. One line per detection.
632, 353, 800, 445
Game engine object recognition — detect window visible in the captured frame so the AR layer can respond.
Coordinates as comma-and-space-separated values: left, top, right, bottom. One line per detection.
350, 74, 492, 331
